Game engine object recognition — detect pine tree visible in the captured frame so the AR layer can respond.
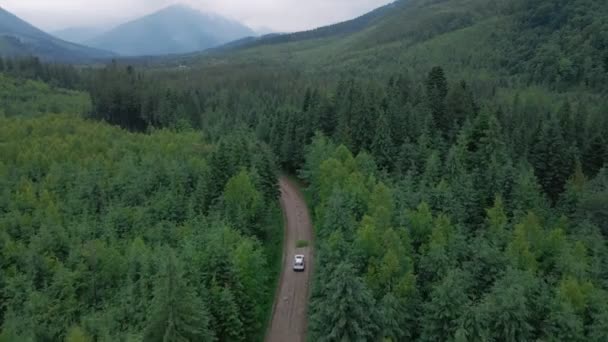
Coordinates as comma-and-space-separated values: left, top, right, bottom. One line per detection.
209, 283, 245, 342
335, 80, 358, 150
223, 170, 262, 236
379, 292, 411, 341
318, 95, 337, 137
426, 66, 449, 135
557, 101, 577, 147
351, 85, 378, 153
582, 133, 606, 177
144, 252, 214, 342
546, 299, 585, 341
586, 290, 608, 342
531, 116, 575, 204
309, 262, 379, 342
446, 80, 476, 140
481, 269, 535, 342
421, 269, 471, 342
511, 163, 548, 220
371, 110, 394, 170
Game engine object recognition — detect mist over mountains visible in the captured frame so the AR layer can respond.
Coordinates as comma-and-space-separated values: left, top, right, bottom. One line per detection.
0, 6, 114, 61
1, 4, 257, 59
85, 4, 256, 56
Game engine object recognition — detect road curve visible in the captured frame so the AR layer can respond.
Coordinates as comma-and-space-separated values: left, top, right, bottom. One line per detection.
265, 177, 314, 342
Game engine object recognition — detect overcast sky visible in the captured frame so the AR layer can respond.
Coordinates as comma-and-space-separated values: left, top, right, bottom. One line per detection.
1, 0, 394, 33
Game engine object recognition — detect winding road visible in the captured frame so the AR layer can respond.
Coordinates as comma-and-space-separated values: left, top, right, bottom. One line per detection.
265, 177, 314, 342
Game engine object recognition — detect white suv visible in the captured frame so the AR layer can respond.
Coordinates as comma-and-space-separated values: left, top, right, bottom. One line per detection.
293, 255, 305, 272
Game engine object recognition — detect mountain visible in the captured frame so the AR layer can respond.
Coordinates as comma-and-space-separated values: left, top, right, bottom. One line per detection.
0, 6, 114, 62
216, 0, 401, 51
52, 26, 106, 44
206, 0, 608, 92
86, 4, 255, 56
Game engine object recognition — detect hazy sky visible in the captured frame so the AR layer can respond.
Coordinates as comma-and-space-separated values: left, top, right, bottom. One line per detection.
1, 0, 394, 33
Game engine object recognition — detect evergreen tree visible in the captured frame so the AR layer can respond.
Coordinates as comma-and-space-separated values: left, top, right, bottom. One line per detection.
371, 110, 394, 170
351, 85, 379, 153
379, 292, 412, 341
144, 252, 214, 342
318, 95, 337, 137
223, 170, 263, 237
309, 262, 379, 342
531, 116, 575, 204
582, 133, 607, 177
446, 80, 476, 140
209, 284, 245, 342
426, 66, 449, 135
421, 269, 471, 342
481, 269, 535, 342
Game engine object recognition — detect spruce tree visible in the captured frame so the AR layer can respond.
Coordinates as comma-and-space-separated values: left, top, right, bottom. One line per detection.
531, 116, 575, 204
446, 80, 476, 140
371, 110, 394, 170
144, 252, 214, 342
421, 269, 471, 342
309, 262, 379, 342
582, 133, 606, 177
426, 66, 449, 135
379, 292, 410, 341
481, 269, 535, 342
351, 85, 377, 153
209, 284, 245, 342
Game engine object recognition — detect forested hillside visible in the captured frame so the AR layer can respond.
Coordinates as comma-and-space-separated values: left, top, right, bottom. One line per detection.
1, 0, 608, 340
202, 0, 608, 92
0, 115, 281, 341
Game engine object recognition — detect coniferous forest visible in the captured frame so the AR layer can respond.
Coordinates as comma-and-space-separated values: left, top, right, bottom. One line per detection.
1, 0, 608, 341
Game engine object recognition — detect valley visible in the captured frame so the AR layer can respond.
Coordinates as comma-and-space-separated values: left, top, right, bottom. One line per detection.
1, 0, 608, 341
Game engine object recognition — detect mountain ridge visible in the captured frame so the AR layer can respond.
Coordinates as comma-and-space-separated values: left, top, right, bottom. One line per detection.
0, 6, 114, 62
211, 0, 402, 53
86, 4, 255, 56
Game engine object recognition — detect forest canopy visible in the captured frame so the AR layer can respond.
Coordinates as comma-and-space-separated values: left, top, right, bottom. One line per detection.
0, 115, 281, 341
1, 0, 608, 340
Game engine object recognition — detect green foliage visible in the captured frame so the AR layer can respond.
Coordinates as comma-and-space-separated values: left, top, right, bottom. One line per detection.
531, 116, 576, 204
0, 115, 279, 340
223, 170, 263, 237
421, 269, 471, 342
144, 251, 214, 342
305, 134, 608, 342
309, 262, 379, 342
296, 240, 310, 248
0, 73, 90, 117
3, 0, 608, 338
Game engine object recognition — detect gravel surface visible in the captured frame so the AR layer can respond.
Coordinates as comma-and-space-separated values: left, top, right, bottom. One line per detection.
265, 178, 314, 342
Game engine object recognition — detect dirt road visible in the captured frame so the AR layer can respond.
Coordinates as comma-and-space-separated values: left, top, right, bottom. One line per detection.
265, 177, 314, 342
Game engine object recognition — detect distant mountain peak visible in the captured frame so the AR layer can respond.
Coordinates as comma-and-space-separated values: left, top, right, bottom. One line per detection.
86, 4, 254, 56
163, 3, 196, 11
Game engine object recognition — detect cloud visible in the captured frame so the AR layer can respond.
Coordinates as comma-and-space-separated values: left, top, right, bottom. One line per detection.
1, 0, 394, 32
